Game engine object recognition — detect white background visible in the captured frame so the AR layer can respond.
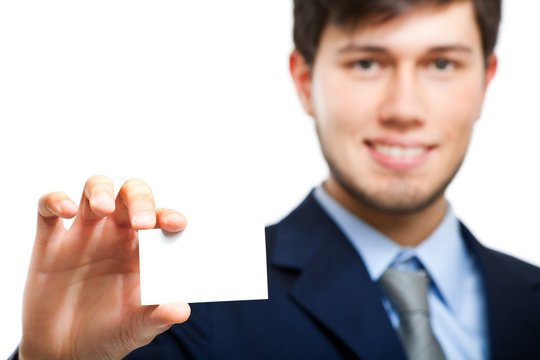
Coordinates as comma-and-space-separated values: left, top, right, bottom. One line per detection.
0, 1, 539, 355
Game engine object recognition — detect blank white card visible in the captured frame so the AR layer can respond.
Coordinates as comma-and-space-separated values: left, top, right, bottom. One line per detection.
138, 216, 268, 305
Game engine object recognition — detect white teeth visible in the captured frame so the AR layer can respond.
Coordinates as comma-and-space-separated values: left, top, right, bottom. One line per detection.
374, 145, 425, 158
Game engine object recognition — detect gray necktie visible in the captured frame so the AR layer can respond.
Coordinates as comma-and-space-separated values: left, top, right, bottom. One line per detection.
379, 268, 446, 360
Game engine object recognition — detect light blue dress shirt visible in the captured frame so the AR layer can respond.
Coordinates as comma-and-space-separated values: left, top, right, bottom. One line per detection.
313, 186, 489, 360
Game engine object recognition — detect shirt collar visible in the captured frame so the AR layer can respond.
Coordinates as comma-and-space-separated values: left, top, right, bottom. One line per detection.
313, 185, 470, 315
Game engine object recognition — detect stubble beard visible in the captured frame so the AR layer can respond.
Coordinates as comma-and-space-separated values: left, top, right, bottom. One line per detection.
322, 146, 466, 216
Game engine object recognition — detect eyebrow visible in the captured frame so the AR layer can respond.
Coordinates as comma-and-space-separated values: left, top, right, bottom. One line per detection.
337, 44, 473, 54
338, 45, 387, 54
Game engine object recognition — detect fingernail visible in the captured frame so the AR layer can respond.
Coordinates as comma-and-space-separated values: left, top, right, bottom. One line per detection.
133, 211, 154, 227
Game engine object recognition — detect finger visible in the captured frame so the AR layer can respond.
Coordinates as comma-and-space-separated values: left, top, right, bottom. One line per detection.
155, 208, 187, 232
145, 302, 191, 328
79, 175, 116, 221
133, 303, 191, 346
37, 192, 78, 239
38, 192, 78, 219
114, 178, 156, 230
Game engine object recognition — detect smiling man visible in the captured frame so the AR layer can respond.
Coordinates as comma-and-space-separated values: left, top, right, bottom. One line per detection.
12, 0, 540, 359
294, 1, 493, 247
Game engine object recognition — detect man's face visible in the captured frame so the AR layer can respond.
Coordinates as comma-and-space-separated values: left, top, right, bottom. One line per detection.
292, 1, 497, 214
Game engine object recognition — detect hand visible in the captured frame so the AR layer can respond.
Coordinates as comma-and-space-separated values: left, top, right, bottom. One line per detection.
19, 176, 190, 360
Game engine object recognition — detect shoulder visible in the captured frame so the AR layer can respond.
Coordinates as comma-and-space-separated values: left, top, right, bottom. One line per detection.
460, 223, 540, 357
483, 246, 540, 278
460, 222, 540, 284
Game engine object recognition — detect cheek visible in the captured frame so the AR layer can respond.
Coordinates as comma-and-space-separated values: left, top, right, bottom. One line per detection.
312, 71, 378, 138
431, 83, 482, 157
430, 70, 486, 121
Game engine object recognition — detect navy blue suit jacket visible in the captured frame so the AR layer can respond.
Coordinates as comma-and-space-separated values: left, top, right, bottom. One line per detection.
125, 192, 540, 359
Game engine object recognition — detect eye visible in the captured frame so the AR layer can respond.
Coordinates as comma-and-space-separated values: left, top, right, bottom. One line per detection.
432, 58, 455, 71
349, 59, 382, 75
355, 59, 376, 70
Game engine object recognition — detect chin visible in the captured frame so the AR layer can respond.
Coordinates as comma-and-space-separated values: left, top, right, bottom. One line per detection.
331, 167, 452, 215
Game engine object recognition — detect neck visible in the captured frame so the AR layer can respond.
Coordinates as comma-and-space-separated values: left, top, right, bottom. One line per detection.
323, 180, 448, 247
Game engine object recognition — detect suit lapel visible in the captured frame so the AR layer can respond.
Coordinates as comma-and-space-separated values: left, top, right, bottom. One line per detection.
270, 193, 406, 360
270, 194, 540, 358
461, 224, 540, 359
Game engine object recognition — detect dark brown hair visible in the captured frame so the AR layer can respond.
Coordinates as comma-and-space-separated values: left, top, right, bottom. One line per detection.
293, 0, 502, 66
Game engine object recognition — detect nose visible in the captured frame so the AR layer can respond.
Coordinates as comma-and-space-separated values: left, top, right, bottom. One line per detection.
379, 66, 425, 130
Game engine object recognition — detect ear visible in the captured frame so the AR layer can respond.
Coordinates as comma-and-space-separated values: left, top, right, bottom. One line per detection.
289, 49, 315, 116
474, 54, 498, 122
483, 53, 498, 94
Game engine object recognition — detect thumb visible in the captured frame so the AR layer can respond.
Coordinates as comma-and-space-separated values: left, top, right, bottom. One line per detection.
128, 303, 191, 348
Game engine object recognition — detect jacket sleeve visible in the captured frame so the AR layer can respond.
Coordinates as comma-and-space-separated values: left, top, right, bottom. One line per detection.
7, 347, 19, 360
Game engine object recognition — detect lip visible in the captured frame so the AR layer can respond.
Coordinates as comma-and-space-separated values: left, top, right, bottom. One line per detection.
365, 138, 435, 171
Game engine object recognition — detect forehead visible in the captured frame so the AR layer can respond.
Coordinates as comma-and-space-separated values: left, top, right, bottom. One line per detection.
320, 1, 482, 55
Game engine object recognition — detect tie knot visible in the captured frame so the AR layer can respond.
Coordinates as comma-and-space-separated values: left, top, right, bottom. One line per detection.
379, 267, 430, 316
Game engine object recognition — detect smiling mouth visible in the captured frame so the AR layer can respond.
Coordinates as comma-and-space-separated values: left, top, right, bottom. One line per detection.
365, 140, 435, 170
372, 144, 426, 158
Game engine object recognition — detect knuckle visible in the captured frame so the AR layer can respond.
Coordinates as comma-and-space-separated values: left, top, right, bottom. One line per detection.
85, 175, 114, 198
85, 174, 111, 187
121, 178, 154, 199
38, 192, 64, 216
37, 194, 48, 211
86, 175, 112, 189
124, 177, 150, 190
44, 192, 65, 207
